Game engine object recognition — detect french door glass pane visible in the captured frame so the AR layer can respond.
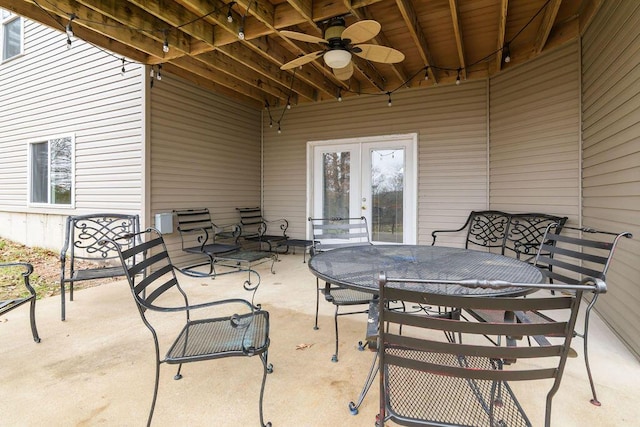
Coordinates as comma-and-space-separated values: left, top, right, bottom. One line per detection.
370, 149, 404, 243
322, 151, 350, 218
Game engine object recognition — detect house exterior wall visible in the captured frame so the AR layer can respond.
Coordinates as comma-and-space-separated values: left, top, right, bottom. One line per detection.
581, 0, 640, 358
148, 72, 262, 267
262, 81, 489, 246
0, 19, 144, 251
489, 42, 581, 220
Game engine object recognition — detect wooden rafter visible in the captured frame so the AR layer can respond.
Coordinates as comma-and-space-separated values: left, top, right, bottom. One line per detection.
534, 0, 562, 53
448, 0, 466, 79
395, 0, 437, 83
495, 0, 509, 73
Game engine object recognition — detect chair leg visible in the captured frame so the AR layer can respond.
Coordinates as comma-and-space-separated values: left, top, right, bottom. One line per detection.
314, 278, 320, 330
174, 363, 183, 380
332, 305, 339, 363
60, 281, 66, 321
147, 357, 161, 427
259, 353, 273, 427
583, 296, 600, 406
29, 297, 41, 343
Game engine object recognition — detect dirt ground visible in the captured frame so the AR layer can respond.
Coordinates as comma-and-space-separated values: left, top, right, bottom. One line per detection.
0, 237, 113, 301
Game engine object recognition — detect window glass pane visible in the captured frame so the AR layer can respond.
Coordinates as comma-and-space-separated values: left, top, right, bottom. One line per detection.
30, 142, 48, 203
322, 151, 350, 218
370, 149, 404, 243
3, 17, 21, 60
50, 137, 72, 204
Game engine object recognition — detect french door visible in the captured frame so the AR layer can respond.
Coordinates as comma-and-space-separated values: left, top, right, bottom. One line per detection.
309, 134, 417, 244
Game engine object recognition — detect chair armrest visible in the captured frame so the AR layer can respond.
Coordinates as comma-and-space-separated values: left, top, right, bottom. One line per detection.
264, 218, 289, 236
0, 262, 36, 298
139, 296, 257, 313
431, 225, 469, 245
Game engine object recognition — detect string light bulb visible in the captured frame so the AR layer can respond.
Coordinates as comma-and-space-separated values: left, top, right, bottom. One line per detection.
286, 101, 291, 110
162, 31, 169, 53
66, 14, 75, 49
157, 64, 162, 81
227, 2, 234, 23
387, 92, 392, 107
337, 89, 342, 102
502, 43, 511, 63
424, 66, 429, 81
238, 27, 245, 40
277, 124, 282, 134
121, 58, 126, 76
456, 68, 461, 85
150, 67, 155, 78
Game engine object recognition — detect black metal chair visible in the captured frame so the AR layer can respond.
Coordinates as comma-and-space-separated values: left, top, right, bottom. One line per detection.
525, 224, 632, 406
0, 262, 40, 342
235, 207, 289, 252
111, 228, 272, 427
59, 213, 140, 320
174, 208, 276, 285
308, 216, 374, 362
376, 273, 600, 427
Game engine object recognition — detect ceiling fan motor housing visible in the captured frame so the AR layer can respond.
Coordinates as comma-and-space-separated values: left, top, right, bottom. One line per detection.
324, 17, 346, 43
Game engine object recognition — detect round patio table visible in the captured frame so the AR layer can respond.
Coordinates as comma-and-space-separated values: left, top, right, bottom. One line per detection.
308, 244, 545, 416
308, 244, 544, 297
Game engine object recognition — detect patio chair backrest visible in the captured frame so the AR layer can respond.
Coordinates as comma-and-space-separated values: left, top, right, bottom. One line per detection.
377, 273, 597, 427
503, 213, 568, 261
174, 208, 236, 250
308, 216, 372, 254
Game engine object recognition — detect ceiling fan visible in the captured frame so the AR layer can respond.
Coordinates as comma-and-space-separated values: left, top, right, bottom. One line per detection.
280, 17, 405, 81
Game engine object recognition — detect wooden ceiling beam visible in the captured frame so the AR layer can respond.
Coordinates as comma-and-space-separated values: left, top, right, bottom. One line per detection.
34, 0, 175, 61
494, 0, 509, 73
0, 0, 151, 63
395, 0, 437, 83
128, 0, 317, 102
283, 0, 318, 33
534, 0, 562, 53
75, 0, 192, 55
343, 1, 409, 89
448, 0, 466, 79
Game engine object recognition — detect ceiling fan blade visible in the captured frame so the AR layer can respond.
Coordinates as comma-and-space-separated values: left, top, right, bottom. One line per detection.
280, 51, 324, 70
333, 62, 353, 80
341, 20, 381, 44
280, 30, 327, 44
353, 44, 405, 63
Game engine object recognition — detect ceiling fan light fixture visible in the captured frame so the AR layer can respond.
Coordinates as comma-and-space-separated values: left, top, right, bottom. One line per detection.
324, 49, 351, 69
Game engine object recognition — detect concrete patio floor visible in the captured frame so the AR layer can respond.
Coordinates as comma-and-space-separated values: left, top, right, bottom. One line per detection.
1, 251, 639, 426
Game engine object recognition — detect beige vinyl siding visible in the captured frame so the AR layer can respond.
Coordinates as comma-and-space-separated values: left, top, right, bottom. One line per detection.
149, 72, 261, 267
262, 81, 489, 245
0, 19, 143, 250
581, 0, 640, 359
489, 41, 580, 220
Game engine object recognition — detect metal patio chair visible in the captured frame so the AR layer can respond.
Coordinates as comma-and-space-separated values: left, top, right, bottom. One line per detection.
376, 273, 601, 427
111, 228, 272, 427
59, 213, 140, 320
236, 207, 289, 252
0, 262, 40, 342
308, 216, 375, 362
526, 224, 632, 406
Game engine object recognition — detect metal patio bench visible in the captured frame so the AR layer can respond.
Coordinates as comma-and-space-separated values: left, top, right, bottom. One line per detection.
59, 213, 140, 320
174, 208, 276, 287
0, 262, 41, 342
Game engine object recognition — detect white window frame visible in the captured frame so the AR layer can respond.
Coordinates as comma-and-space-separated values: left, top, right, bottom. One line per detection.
27, 134, 76, 208
1, 9, 24, 63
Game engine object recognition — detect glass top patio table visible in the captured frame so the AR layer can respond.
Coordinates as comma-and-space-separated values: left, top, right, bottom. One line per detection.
308, 244, 544, 297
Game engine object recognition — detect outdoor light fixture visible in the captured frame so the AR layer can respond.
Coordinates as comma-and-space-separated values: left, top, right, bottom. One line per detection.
323, 50, 351, 69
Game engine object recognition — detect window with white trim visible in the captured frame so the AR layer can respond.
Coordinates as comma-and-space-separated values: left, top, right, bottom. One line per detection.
1, 9, 23, 62
29, 136, 74, 206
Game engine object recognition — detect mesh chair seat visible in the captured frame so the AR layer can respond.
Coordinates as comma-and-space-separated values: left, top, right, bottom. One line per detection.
184, 243, 239, 256
167, 312, 270, 362
322, 287, 372, 306
385, 347, 530, 427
